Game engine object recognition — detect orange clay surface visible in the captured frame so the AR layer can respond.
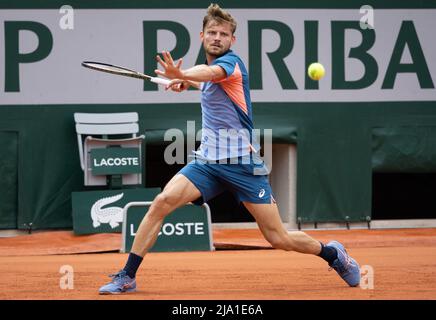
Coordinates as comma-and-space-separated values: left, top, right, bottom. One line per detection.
0, 228, 435, 300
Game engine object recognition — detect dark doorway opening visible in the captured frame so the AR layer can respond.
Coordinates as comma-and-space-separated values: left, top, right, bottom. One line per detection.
372, 172, 436, 220
0, 131, 18, 229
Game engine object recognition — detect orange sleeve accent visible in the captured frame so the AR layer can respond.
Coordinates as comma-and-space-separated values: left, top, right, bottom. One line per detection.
218, 63, 248, 114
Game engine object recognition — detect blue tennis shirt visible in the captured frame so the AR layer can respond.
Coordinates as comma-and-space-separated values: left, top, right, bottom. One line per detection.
194, 50, 260, 161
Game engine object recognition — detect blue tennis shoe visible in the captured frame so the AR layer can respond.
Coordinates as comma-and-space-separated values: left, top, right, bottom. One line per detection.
326, 241, 361, 287
99, 270, 136, 294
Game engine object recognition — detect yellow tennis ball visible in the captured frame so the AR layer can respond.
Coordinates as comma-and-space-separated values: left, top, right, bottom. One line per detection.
308, 62, 325, 81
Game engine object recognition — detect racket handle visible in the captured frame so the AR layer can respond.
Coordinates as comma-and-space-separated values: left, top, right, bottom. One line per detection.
150, 77, 171, 86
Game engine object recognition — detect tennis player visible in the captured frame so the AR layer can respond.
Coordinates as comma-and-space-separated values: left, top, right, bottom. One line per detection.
99, 3, 360, 294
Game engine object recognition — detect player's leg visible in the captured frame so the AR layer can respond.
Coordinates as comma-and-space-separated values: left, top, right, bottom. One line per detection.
218, 158, 322, 254
244, 200, 360, 287
130, 173, 202, 257
99, 173, 201, 294
218, 153, 361, 287
242, 201, 322, 254
99, 160, 225, 294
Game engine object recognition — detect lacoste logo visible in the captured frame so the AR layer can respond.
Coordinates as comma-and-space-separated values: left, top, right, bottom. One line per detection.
258, 189, 265, 198
90, 193, 124, 229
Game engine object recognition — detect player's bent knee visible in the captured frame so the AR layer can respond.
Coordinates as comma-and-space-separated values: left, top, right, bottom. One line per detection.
151, 193, 180, 214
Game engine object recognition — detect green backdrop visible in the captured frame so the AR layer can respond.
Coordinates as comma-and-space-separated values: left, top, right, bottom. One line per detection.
1, 101, 436, 229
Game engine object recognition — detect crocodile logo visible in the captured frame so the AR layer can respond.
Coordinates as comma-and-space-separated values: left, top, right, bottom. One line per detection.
91, 193, 124, 229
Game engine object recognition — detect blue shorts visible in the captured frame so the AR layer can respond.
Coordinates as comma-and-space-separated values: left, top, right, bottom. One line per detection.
178, 155, 274, 205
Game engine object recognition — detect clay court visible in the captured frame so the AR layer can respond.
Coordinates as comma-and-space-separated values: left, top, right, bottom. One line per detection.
1, 228, 435, 300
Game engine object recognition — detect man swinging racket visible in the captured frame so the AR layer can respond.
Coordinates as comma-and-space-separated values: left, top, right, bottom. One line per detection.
99, 3, 360, 294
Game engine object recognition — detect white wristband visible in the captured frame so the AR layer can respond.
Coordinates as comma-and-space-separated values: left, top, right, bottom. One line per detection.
150, 77, 171, 86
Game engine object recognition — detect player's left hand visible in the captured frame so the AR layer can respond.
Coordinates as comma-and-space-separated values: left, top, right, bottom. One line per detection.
166, 79, 189, 92
155, 51, 184, 80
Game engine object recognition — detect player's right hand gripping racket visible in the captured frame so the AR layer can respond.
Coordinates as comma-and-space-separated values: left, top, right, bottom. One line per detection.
81, 61, 171, 86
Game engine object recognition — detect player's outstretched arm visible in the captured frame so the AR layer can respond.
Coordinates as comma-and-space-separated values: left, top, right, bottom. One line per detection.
180, 64, 226, 82
155, 50, 226, 84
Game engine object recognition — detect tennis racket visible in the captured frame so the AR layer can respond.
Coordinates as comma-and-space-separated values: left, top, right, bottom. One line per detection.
81, 61, 171, 86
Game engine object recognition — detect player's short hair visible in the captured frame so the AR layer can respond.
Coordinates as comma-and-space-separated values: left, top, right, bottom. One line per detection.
203, 3, 237, 34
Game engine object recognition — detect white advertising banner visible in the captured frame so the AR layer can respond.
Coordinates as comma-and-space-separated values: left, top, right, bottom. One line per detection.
0, 9, 435, 105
